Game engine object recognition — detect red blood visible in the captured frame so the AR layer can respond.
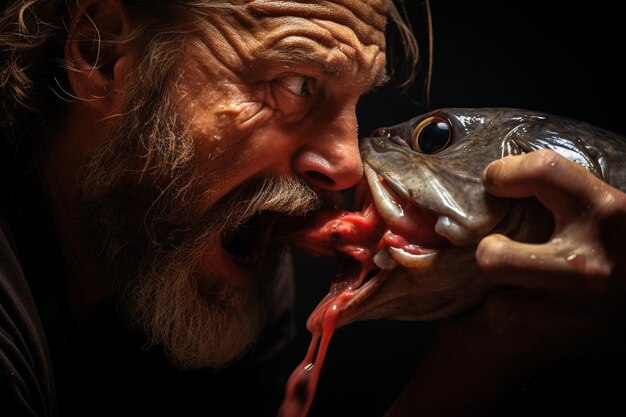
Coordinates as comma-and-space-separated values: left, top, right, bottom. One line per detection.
273, 207, 383, 261
275, 201, 376, 417
273, 177, 448, 263
277, 269, 366, 417
275, 178, 449, 417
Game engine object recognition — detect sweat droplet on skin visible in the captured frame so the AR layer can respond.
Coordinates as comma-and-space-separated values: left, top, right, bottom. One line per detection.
566, 252, 586, 270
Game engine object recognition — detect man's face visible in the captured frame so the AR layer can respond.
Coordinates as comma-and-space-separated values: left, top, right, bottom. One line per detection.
76, 0, 387, 369
171, 0, 388, 284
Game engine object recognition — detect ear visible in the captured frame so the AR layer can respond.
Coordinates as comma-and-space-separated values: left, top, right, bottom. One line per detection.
64, 0, 134, 115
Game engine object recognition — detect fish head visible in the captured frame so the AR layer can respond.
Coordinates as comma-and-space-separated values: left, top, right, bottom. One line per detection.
332, 108, 557, 327
362, 108, 516, 246
275, 108, 612, 331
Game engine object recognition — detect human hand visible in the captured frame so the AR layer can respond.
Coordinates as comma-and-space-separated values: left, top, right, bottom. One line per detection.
474, 149, 626, 355
448, 149, 626, 380
385, 150, 626, 417
478, 149, 626, 291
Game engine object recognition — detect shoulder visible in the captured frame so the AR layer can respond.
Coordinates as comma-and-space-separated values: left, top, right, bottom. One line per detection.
0, 197, 56, 417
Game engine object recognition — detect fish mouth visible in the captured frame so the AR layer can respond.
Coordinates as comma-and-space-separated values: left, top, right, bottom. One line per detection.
272, 166, 455, 331
325, 166, 452, 328
363, 163, 450, 268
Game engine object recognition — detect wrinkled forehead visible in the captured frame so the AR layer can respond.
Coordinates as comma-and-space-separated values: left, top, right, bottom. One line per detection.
241, 0, 388, 18
181, 0, 389, 86
241, 0, 388, 47
243, 0, 388, 24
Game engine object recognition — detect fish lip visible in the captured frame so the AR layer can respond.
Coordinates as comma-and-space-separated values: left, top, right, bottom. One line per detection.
364, 162, 508, 247
332, 247, 439, 329
363, 163, 404, 226
363, 163, 451, 250
335, 269, 388, 327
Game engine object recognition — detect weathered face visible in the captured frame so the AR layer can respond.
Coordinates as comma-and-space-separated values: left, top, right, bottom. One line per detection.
171, 0, 388, 287
72, 0, 388, 369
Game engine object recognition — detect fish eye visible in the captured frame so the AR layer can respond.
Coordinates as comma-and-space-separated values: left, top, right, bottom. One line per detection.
410, 115, 452, 154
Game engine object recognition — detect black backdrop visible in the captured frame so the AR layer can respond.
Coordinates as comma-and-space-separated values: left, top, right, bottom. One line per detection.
289, 1, 626, 416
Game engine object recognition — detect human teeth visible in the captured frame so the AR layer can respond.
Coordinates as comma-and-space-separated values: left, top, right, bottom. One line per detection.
373, 248, 397, 270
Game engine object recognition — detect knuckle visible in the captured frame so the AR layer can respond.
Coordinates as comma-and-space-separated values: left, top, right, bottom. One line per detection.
594, 187, 626, 219
526, 149, 564, 179
476, 235, 507, 269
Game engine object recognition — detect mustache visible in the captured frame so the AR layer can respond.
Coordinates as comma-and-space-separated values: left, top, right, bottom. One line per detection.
206, 173, 342, 237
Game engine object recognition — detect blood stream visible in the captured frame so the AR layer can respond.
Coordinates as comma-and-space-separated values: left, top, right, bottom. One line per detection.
274, 178, 450, 417
277, 267, 369, 417
276, 192, 377, 417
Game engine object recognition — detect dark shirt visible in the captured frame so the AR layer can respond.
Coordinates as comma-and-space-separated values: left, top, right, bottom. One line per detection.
0, 168, 297, 417
0, 183, 56, 417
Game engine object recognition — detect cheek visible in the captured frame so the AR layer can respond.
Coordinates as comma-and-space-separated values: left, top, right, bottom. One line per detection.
179, 82, 272, 158
172, 76, 300, 204
178, 100, 277, 205
188, 116, 245, 193
186, 101, 270, 168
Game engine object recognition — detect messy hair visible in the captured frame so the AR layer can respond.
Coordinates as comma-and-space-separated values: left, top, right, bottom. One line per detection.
0, 0, 420, 149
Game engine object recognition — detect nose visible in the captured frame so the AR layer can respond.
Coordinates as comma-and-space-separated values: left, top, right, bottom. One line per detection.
292, 108, 363, 191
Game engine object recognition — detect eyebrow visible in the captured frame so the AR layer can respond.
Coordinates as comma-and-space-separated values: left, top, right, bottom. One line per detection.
267, 42, 389, 91
268, 43, 340, 76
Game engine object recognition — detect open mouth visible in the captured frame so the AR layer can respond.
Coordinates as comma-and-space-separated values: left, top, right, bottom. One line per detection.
221, 211, 279, 268
363, 165, 451, 255
272, 170, 454, 329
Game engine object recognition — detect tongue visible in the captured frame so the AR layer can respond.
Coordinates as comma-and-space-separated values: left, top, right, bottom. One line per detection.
273, 201, 384, 263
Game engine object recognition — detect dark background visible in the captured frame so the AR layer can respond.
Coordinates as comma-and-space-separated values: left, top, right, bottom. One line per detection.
289, 1, 625, 416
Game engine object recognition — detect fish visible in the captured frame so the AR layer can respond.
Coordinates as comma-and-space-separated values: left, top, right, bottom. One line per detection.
277, 107, 626, 331
275, 107, 626, 417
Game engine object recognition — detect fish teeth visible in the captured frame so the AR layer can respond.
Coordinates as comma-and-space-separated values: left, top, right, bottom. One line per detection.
373, 247, 397, 270
434, 216, 475, 246
364, 165, 404, 220
387, 247, 437, 268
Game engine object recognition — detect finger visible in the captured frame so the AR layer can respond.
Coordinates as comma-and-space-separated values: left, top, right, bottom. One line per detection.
482, 150, 608, 218
476, 234, 609, 292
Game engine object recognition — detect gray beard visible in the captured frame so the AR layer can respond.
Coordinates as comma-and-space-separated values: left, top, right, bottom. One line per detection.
76, 93, 325, 369
115, 235, 286, 370
78, 161, 323, 369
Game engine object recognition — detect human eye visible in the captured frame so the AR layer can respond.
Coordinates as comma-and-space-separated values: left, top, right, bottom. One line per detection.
275, 74, 314, 96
